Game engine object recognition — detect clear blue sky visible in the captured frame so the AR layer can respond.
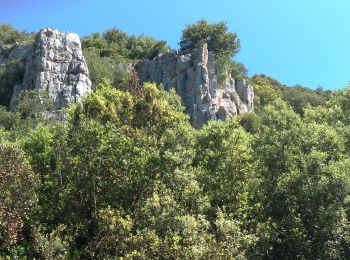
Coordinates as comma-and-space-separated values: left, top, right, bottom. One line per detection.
1, 0, 350, 90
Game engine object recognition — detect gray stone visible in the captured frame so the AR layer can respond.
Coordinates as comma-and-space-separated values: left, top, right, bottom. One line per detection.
0, 42, 32, 69
8, 45, 32, 61
10, 28, 91, 108
137, 42, 254, 128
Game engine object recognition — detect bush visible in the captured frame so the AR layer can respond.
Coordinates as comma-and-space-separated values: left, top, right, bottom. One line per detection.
0, 61, 25, 107
0, 142, 37, 249
14, 89, 55, 118
0, 24, 33, 45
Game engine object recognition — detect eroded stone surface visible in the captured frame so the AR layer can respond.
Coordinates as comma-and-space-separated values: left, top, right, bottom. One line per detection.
137, 42, 254, 128
10, 28, 91, 108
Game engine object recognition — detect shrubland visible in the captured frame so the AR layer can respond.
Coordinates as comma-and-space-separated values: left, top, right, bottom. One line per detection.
0, 22, 348, 259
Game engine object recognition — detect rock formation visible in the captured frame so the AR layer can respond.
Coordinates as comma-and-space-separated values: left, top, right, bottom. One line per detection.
10, 28, 91, 108
137, 42, 254, 128
0, 44, 32, 66
3, 28, 253, 127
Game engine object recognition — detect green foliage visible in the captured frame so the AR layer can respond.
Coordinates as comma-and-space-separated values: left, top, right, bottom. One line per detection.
83, 49, 131, 90
1, 79, 350, 258
228, 59, 248, 80
251, 74, 282, 107
211, 209, 258, 259
252, 74, 330, 114
328, 86, 350, 122
0, 61, 25, 107
0, 106, 20, 130
132, 184, 211, 259
251, 99, 350, 258
19, 82, 201, 257
282, 84, 328, 115
237, 112, 262, 134
0, 142, 37, 251
126, 35, 169, 60
88, 206, 132, 258
82, 28, 169, 90
31, 225, 70, 260
181, 20, 242, 86
2, 23, 350, 259
82, 28, 169, 60
0, 24, 34, 108
22, 125, 56, 176
194, 120, 256, 217
14, 89, 55, 118
181, 19, 240, 58
0, 105, 41, 142
0, 24, 34, 45
0, 24, 34, 107
83, 49, 116, 86
216, 55, 249, 85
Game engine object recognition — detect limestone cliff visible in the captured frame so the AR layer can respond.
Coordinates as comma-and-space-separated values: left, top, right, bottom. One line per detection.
5, 28, 253, 127
10, 28, 91, 108
137, 42, 254, 128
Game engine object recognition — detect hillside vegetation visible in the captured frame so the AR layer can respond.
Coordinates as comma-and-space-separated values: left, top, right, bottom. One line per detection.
0, 22, 350, 259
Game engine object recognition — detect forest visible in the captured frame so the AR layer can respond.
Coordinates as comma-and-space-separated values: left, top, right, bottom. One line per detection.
0, 21, 350, 259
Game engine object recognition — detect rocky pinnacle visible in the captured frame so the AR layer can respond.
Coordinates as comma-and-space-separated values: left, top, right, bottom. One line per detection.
137, 42, 254, 128
10, 28, 92, 108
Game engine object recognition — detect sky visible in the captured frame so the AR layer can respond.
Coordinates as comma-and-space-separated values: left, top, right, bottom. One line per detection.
1, 0, 350, 90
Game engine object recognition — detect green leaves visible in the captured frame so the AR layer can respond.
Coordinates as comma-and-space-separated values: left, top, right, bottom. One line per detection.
0, 24, 34, 107
251, 74, 329, 113
181, 20, 240, 58
81, 27, 170, 90
14, 89, 55, 118
0, 24, 34, 45
181, 20, 242, 86
3, 67, 350, 258
0, 142, 37, 249
251, 97, 350, 258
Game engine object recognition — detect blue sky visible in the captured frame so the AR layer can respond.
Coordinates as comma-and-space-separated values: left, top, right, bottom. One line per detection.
1, 0, 350, 90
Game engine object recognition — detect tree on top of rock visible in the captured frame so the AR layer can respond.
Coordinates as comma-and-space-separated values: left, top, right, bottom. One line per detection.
180, 20, 240, 58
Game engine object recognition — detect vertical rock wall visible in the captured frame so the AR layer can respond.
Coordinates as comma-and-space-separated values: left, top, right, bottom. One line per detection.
10, 28, 91, 108
137, 42, 254, 128
7, 28, 253, 128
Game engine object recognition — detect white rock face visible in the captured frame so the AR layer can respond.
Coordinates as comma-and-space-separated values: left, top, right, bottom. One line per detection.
10, 28, 91, 108
137, 42, 254, 128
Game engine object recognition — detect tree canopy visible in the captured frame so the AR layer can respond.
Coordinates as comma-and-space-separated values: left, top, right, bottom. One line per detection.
1, 23, 350, 259
81, 28, 170, 90
181, 20, 240, 58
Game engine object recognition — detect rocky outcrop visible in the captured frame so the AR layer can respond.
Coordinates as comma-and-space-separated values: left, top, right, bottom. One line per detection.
137, 42, 254, 128
0, 43, 33, 67
10, 28, 91, 108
